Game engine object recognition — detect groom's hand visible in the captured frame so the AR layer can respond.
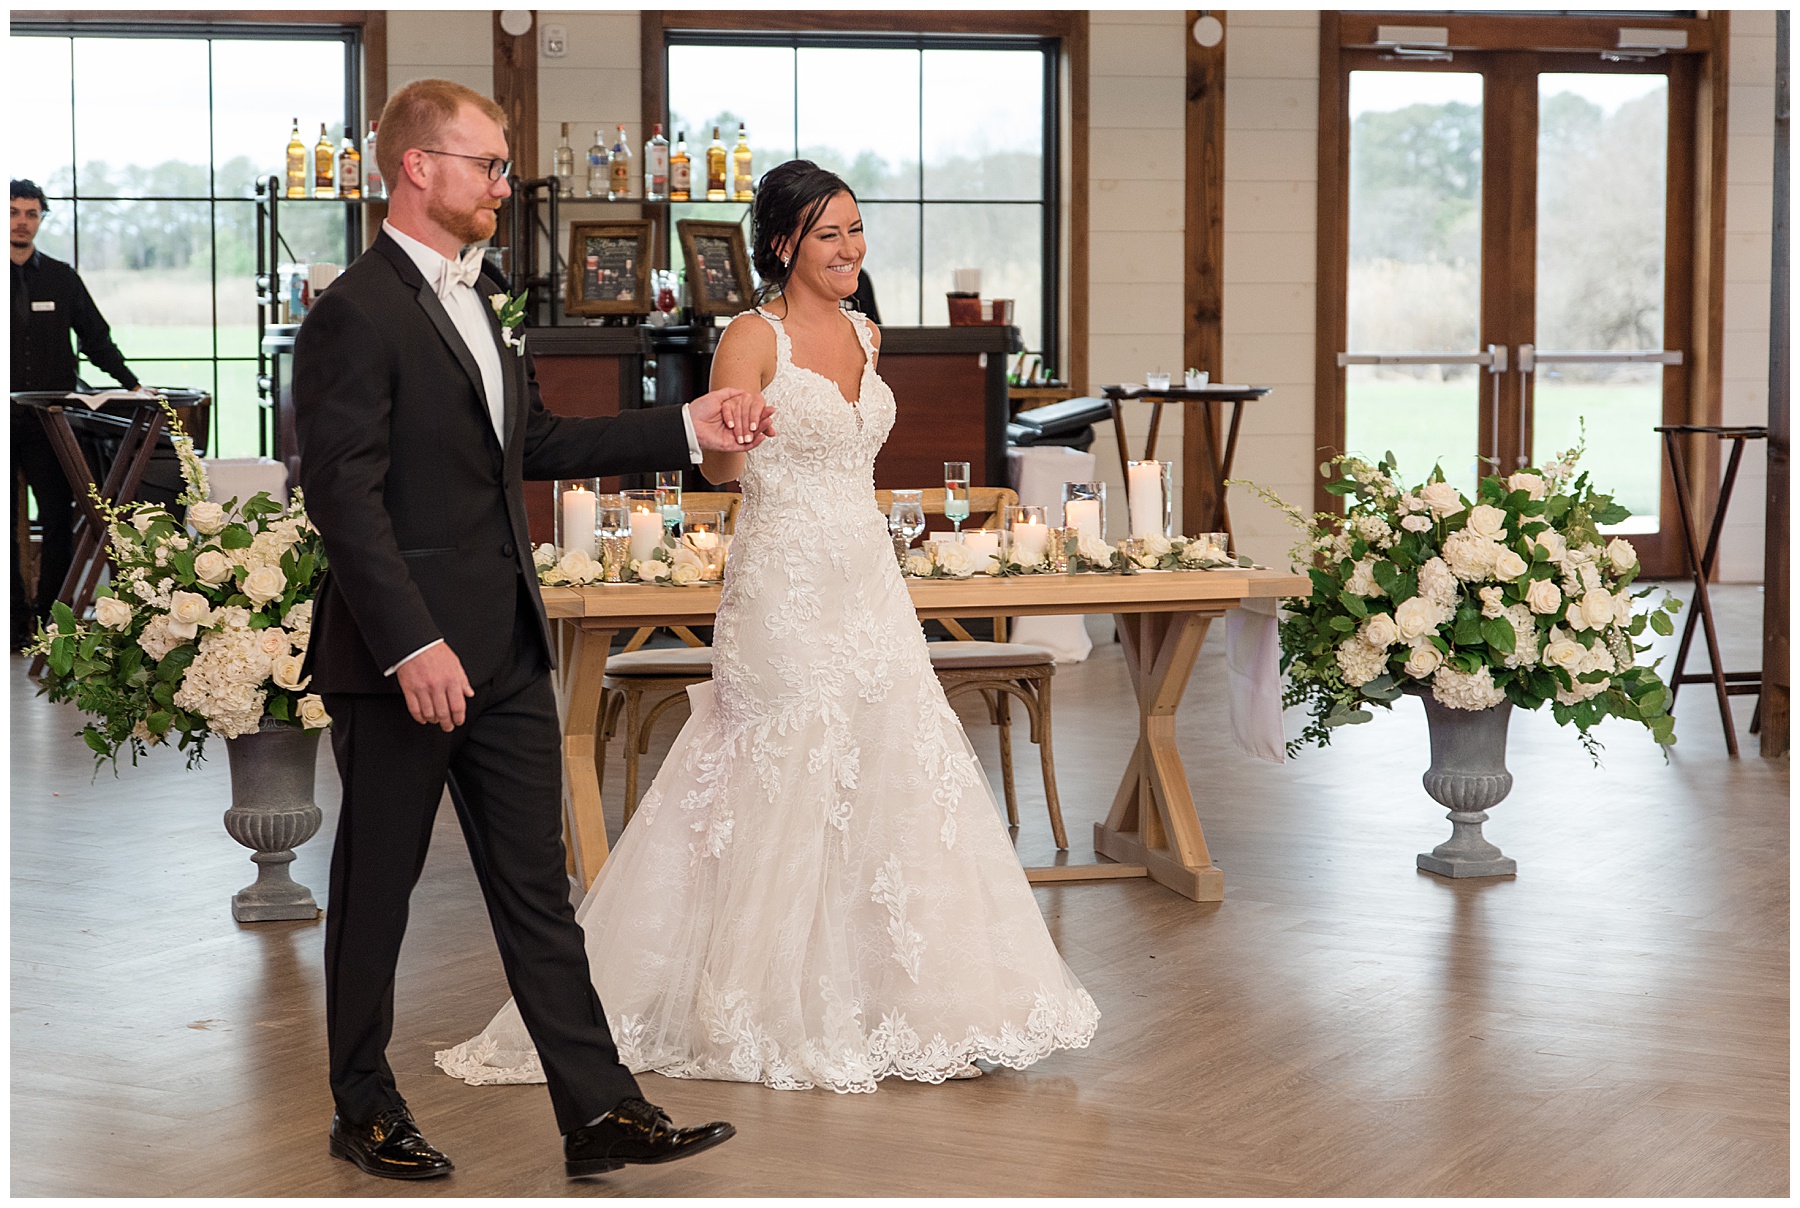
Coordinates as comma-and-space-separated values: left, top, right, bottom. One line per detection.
397, 643, 475, 731
689, 387, 776, 453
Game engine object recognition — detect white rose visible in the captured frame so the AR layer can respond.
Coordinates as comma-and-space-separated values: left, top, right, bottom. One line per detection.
1606, 537, 1638, 571
188, 501, 228, 535
1346, 559, 1386, 598
1465, 504, 1508, 542
1394, 596, 1445, 641
1543, 635, 1585, 670
270, 653, 309, 691
1401, 513, 1432, 533
1612, 592, 1634, 627
1398, 493, 1426, 514
1420, 481, 1464, 516
1524, 578, 1563, 615
1478, 585, 1505, 618
1402, 641, 1443, 679
1506, 471, 1548, 501
1135, 553, 1160, 569
1076, 534, 1113, 565
1493, 548, 1529, 581
1535, 531, 1568, 563
242, 565, 287, 606
297, 694, 331, 729
193, 548, 232, 585
132, 509, 158, 534
903, 551, 934, 576
934, 541, 978, 577
94, 596, 133, 631
1361, 613, 1400, 649
669, 561, 701, 585
1578, 589, 1615, 630
533, 542, 558, 571
167, 590, 211, 640
1141, 532, 1173, 559
257, 629, 290, 658
557, 549, 598, 585
634, 559, 669, 582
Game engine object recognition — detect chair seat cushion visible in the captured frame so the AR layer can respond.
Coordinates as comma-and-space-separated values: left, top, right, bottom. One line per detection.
604, 647, 716, 678
926, 641, 1055, 671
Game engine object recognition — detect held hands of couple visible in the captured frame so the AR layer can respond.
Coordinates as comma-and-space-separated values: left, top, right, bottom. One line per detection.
397, 642, 474, 731
688, 387, 776, 452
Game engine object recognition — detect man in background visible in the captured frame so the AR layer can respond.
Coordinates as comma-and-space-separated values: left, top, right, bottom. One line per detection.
10, 178, 142, 647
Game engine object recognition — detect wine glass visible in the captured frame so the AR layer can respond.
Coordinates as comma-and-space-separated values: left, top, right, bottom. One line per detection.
888, 489, 926, 548
654, 270, 678, 323
943, 462, 970, 533
656, 470, 683, 533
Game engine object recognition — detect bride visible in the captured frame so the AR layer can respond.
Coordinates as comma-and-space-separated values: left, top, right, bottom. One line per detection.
438, 160, 1098, 1094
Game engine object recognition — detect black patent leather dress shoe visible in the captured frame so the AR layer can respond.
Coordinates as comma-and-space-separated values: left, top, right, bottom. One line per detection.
563, 1097, 736, 1177
328, 1106, 455, 1180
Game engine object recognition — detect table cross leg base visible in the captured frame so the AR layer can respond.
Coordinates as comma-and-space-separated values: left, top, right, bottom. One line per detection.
557, 623, 618, 888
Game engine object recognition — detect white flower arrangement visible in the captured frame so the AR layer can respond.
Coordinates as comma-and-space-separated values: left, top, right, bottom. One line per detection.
534, 531, 729, 587
900, 529, 1253, 577
1232, 430, 1682, 760
28, 403, 329, 769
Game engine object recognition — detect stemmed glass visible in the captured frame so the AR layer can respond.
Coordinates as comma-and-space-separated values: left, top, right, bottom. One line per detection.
653, 269, 679, 323
888, 489, 926, 561
943, 462, 970, 533
656, 471, 683, 533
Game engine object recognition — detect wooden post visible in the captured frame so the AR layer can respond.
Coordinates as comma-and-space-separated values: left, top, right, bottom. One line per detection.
1184, 10, 1226, 535
492, 10, 539, 189
1762, 9, 1790, 758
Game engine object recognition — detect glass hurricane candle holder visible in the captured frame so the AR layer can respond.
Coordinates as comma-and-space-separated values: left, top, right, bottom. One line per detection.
1196, 531, 1230, 562
1126, 459, 1172, 538
1060, 481, 1105, 542
681, 509, 725, 577
961, 529, 1000, 574
1003, 504, 1049, 565
622, 489, 663, 562
554, 479, 601, 558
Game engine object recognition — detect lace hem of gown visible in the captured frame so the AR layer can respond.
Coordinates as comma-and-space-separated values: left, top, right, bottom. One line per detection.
434, 987, 1100, 1095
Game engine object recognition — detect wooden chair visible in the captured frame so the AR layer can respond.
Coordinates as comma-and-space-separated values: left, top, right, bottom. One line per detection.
620, 492, 741, 653
875, 486, 1068, 848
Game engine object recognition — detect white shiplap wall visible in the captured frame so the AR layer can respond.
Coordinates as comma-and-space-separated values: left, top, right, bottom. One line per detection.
387, 10, 492, 99
1717, 10, 1778, 583
1087, 10, 1189, 538
1220, 10, 1319, 569
536, 11, 641, 181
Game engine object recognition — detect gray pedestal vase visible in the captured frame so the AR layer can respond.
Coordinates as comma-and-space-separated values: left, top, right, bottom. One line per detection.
222, 718, 324, 922
1413, 689, 1518, 878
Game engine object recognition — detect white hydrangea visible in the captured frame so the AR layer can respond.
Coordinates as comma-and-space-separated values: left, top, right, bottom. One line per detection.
1431, 663, 1507, 711
1335, 635, 1389, 687
1442, 528, 1502, 582
172, 621, 270, 738
136, 614, 185, 662
1354, 515, 1395, 548
1346, 558, 1386, 598
1501, 603, 1540, 670
1417, 557, 1459, 609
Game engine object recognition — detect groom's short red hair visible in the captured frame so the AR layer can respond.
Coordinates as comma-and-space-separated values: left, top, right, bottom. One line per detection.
376, 78, 508, 188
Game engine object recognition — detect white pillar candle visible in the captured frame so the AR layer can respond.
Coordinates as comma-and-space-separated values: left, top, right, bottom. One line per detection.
560, 486, 597, 558
628, 510, 663, 562
1064, 498, 1101, 541
1011, 519, 1049, 563
1128, 461, 1166, 538
962, 530, 1000, 572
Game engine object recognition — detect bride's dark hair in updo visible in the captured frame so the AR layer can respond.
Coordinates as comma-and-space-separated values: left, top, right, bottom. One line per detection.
751, 159, 856, 303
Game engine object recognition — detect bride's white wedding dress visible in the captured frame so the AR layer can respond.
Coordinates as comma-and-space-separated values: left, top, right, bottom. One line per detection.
437, 307, 1098, 1093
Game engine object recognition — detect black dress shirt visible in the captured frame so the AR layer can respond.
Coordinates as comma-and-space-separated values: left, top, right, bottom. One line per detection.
10, 249, 139, 392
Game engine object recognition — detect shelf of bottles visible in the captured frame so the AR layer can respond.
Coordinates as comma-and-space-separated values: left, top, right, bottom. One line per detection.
512, 121, 757, 329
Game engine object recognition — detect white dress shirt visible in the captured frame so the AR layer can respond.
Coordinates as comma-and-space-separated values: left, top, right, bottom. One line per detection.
379, 220, 704, 676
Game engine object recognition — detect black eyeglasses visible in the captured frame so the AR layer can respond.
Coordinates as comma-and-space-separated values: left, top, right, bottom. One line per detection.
420, 149, 512, 181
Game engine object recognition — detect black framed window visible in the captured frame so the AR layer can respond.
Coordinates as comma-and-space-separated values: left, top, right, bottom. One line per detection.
10, 21, 360, 457
665, 32, 1059, 369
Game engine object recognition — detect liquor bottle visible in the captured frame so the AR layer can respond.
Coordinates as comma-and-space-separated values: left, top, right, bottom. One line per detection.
586, 128, 607, 197
337, 136, 361, 199
643, 123, 669, 201
731, 124, 754, 201
705, 126, 728, 202
313, 122, 336, 198
608, 124, 633, 200
363, 121, 384, 199
669, 130, 691, 202
554, 122, 575, 198
285, 118, 307, 199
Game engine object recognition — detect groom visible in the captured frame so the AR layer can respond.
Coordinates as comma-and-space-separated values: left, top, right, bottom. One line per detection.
294, 79, 768, 1180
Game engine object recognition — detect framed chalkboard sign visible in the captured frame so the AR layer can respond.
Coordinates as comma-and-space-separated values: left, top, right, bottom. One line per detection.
566, 220, 653, 316
677, 219, 755, 318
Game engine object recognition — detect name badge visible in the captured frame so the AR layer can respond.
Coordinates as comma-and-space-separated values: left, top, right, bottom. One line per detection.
31, 301, 55, 312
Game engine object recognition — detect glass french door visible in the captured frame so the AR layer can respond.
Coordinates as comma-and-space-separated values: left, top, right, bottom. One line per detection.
1334, 51, 1694, 575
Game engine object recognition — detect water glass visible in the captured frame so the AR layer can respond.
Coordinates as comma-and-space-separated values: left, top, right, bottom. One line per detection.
656, 470, 684, 531
1145, 370, 1172, 391
943, 462, 971, 532
888, 489, 926, 547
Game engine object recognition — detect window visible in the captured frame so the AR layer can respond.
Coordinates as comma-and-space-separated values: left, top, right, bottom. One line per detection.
10, 23, 360, 457
665, 33, 1059, 365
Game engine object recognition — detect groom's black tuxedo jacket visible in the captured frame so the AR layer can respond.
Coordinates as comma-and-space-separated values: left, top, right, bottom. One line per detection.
294, 231, 690, 694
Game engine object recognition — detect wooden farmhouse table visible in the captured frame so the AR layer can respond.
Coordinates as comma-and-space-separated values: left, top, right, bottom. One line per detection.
542, 566, 1309, 902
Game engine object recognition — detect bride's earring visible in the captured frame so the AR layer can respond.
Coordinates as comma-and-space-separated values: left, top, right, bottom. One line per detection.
782, 254, 790, 268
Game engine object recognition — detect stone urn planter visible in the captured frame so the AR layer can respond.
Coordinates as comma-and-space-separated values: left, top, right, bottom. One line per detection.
222, 718, 324, 922
1412, 688, 1518, 879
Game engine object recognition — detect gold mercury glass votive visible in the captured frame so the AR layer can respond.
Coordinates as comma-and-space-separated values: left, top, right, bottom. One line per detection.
599, 535, 630, 582
1119, 537, 1146, 562
1045, 526, 1073, 572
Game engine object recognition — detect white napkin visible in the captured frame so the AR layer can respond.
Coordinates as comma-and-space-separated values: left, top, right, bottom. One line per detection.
63, 387, 160, 410
1226, 595, 1286, 764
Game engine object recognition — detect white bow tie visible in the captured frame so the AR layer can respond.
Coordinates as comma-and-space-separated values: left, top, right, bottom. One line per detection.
439, 247, 485, 297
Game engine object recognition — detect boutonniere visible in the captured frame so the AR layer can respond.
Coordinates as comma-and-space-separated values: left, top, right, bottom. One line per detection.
489, 290, 529, 357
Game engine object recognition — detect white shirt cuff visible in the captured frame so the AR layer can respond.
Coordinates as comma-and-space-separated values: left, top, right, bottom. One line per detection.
681, 403, 703, 464
385, 639, 444, 676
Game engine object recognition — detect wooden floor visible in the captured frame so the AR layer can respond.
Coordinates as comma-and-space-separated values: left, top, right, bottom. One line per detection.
10, 585, 1786, 1196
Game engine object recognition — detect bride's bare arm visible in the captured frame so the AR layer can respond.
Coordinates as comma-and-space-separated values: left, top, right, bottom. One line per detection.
701, 315, 777, 484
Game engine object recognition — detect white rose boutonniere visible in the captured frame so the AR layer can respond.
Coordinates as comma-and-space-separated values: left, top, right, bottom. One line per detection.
490, 289, 529, 357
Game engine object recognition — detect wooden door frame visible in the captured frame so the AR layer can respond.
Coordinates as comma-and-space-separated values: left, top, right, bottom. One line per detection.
639, 10, 1088, 395
1314, 11, 1730, 580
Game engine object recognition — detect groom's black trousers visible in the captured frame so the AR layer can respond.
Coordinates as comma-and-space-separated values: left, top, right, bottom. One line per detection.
321, 593, 641, 1133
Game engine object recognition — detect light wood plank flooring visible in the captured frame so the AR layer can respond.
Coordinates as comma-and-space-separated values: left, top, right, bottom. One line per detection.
10, 585, 1785, 1196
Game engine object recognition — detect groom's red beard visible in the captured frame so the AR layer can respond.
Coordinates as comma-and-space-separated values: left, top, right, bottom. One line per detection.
428, 196, 498, 246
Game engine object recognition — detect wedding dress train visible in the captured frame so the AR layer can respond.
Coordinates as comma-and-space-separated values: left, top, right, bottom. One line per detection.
437, 308, 1098, 1093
